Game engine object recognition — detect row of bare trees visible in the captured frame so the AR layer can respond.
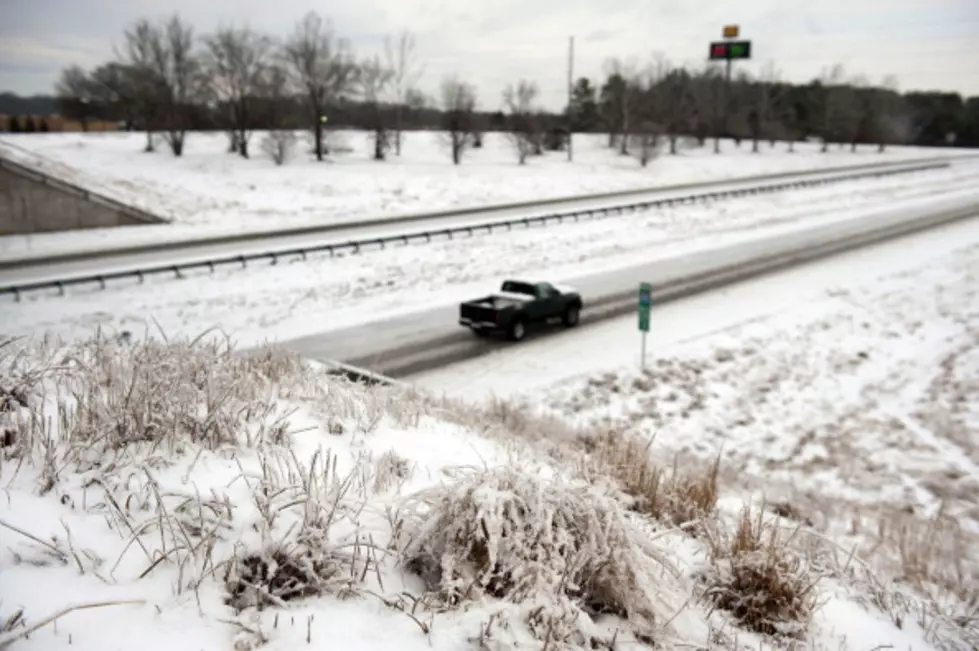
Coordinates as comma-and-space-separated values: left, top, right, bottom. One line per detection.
56, 12, 425, 163
573, 57, 916, 166
52, 12, 955, 168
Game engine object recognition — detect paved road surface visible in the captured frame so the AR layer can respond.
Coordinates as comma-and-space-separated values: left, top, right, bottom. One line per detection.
280, 193, 979, 377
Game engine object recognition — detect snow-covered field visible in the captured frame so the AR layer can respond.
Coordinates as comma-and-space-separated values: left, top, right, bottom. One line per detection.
5, 163, 979, 346
0, 129, 975, 239
526, 240, 979, 532
2, 301, 977, 650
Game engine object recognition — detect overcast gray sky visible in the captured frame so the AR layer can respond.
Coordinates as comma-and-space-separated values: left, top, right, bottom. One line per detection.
2, 0, 979, 110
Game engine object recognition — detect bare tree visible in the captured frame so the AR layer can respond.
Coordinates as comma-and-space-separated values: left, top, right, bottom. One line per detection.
440, 75, 476, 165
688, 66, 723, 147
648, 55, 692, 155
846, 74, 873, 152
817, 64, 860, 153
601, 57, 641, 154
55, 66, 95, 131
258, 65, 296, 165
628, 66, 664, 167
385, 31, 425, 156
780, 103, 802, 152
283, 11, 359, 162
502, 80, 539, 164
747, 62, 786, 153
118, 19, 166, 152
867, 76, 913, 152
88, 62, 140, 129
204, 26, 272, 158
122, 15, 202, 157
359, 54, 395, 160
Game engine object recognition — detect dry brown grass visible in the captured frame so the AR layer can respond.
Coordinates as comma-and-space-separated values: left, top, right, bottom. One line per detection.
580, 431, 720, 531
701, 504, 818, 638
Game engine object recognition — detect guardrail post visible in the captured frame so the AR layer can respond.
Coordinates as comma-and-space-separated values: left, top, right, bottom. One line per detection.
13, 288, 21, 302
208, 261, 215, 273
97, 276, 106, 290
269, 253, 278, 265
239, 255, 247, 268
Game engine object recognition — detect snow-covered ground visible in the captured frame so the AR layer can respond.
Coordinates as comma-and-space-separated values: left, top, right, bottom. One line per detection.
530, 239, 979, 524
408, 212, 979, 637
5, 163, 979, 347
0, 129, 974, 240
2, 324, 976, 651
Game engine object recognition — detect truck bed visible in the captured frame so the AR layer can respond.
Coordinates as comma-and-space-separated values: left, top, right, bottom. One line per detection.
459, 292, 532, 330
464, 292, 533, 310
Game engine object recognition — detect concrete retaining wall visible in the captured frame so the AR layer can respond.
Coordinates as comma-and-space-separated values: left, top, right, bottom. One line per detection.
0, 157, 165, 235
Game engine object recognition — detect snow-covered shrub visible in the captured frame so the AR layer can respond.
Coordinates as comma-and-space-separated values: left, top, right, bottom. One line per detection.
702, 505, 818, 637
261, 130, 297, 166
394, 466, 685, 644
223, 450, 367, 612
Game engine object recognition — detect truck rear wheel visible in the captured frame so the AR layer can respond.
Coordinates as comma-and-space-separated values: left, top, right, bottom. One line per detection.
508, 318, 527, 342
563, 304, 581, 327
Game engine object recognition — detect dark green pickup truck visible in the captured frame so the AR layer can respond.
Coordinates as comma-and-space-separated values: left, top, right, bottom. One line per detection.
458, 279, 583, 341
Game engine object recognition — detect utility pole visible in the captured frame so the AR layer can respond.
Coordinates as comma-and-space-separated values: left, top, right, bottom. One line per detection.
567, 35, 574, 162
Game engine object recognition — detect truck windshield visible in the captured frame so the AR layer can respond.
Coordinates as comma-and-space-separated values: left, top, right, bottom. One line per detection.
501, 281, 537, 296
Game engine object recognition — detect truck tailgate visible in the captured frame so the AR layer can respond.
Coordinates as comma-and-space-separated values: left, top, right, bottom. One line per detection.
460, 301, 500, 327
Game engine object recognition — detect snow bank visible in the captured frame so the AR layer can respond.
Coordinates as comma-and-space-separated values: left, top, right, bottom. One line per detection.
2, 330, 974, 651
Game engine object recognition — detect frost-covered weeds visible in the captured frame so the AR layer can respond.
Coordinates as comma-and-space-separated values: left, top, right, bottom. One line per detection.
2, 333, 976, 650
393, 466, 684, 647
701, 505, 818, 638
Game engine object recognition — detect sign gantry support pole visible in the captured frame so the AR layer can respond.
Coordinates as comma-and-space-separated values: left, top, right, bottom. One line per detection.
708, 25, 752, 153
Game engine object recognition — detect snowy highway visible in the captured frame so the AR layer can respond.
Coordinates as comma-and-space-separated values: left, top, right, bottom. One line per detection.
281, 191, 979, 377
410, 213, 979, 400
7, 161, 979, 349
0, 158, 955, 289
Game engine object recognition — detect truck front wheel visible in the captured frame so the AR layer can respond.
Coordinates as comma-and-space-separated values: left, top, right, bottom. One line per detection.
508, 318, 527, 342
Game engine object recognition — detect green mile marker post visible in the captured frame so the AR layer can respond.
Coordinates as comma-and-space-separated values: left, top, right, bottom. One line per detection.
638, 282, 652, 370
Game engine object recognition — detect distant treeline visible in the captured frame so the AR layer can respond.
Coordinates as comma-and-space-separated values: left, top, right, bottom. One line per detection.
2, 10, 977, 161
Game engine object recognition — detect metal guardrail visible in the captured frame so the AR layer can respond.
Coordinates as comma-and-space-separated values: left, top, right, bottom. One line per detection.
0, 154, 166, 226
4, 154, 975, 271
0, 160, 951, 300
